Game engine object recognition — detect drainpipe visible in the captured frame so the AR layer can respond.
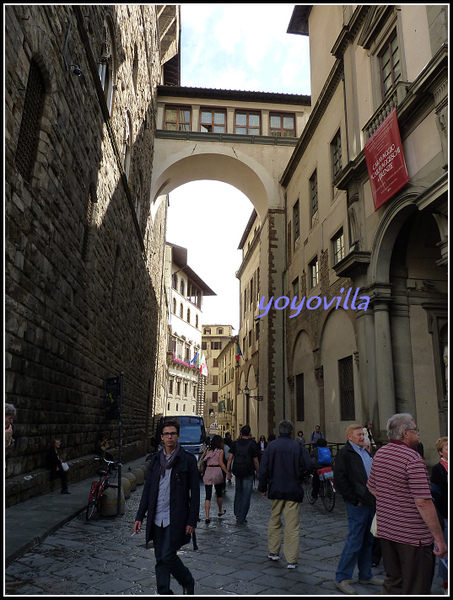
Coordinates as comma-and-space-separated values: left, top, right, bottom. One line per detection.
282, 192, 288, 421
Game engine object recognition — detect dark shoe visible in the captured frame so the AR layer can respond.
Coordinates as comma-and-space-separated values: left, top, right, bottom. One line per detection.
61, 490, 71, 494
205, 518, 210, 524
218, 510, 226, 516
183, 579, 195, 595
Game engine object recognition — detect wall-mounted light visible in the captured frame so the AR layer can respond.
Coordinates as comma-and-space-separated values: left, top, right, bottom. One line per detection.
241, 386, 263, 401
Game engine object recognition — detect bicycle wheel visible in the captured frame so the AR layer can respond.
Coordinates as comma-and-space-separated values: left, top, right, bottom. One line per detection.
320, 479, 335, 512
304, 474, 314, 499
86, 483, 99, 521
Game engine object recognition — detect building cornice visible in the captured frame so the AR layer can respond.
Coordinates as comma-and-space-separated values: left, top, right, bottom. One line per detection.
157, 85, 310, 106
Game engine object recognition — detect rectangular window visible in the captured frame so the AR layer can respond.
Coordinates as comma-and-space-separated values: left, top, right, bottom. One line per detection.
296, 373, 305, 421
212, 392, 218, 403
310, 170, 319, 228
292, 277, 299, 299
339, 356, 355, 420
200, 109, 226, 133
332, 229, 345, 266
379, 32, 401, 97
331, 130, 342, 180
293, 200, 300, 246
235, 111, 260, 135
309, 256, 319, 289
270, 113, 295, 137
164, 106, 191, 131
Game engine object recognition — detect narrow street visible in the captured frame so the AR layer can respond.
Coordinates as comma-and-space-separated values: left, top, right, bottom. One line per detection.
5, 478, 444, 596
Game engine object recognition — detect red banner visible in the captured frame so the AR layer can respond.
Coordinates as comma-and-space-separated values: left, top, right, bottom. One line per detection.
364, 109, 410, 211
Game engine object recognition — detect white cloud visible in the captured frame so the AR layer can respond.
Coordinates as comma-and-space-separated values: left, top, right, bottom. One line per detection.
181, 3, 311, 94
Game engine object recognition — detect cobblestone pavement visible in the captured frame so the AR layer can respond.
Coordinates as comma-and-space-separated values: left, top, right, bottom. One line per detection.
5, 480, 444, 596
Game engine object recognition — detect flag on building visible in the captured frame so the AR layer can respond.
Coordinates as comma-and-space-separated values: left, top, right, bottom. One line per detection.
191, 351, 199, 366
200, 354, 208, 377
236, 344, 243, 361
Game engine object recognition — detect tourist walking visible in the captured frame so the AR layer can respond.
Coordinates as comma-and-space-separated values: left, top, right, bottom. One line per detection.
200, 435, 232, 523
367, 413, 447, 595
134, 418, 199, 595
258, 420, 314, 569
226, 425, 259, 524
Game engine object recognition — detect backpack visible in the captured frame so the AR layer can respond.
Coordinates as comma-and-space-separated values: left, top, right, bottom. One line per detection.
232, 440, 254, 477
317, 446, 332, 466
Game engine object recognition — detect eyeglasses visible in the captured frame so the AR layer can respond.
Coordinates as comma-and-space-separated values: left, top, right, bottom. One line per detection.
162, 432, 178, 437
406, 427, 420, 433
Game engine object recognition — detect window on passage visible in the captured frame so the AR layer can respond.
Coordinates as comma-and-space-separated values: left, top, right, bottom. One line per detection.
270, 113, 295, 137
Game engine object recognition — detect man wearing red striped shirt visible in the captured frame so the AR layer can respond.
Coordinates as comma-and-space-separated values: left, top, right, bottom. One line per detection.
367, 413, 447, 594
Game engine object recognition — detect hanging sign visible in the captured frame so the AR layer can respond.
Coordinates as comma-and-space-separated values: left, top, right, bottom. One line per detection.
364, 109, 410, 211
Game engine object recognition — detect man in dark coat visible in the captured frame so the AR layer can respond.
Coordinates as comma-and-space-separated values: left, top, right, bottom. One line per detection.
258, 420, 314, 569
333, 424, 383, 595
134, 418, 200, 595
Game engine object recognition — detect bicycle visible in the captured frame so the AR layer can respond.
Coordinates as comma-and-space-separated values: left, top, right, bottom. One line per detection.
304, 466, 336, 512
86, 457, 117, 521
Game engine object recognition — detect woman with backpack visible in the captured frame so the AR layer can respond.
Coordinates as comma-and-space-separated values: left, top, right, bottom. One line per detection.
200, 435, 232, 523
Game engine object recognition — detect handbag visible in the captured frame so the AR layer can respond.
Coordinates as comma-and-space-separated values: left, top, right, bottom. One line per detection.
61, 461, 69, 472
370, 513, 377, 537
197, 454, 206, 476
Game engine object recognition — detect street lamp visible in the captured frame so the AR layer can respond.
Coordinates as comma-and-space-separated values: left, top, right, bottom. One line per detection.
242, 386, 263, 401
242, 386, 263, 427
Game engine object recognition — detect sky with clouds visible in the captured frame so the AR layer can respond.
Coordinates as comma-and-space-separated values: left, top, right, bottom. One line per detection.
166, 4, 311, 332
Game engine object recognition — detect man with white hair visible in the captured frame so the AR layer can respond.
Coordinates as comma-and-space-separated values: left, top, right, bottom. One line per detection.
367, 413, 447, 595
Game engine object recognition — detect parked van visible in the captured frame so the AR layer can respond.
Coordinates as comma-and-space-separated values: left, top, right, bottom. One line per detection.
151, 415, 207, 460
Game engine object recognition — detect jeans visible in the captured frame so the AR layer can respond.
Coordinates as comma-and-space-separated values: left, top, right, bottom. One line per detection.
152, 524, 193, 594
335, 502, 375, 582
234, 475, 254, 523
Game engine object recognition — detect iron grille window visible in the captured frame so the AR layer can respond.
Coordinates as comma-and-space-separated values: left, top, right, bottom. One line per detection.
296, 373, 305, 421
16, 59, 45, 181
82, 191, 94, 262
293, 200, 300, 246
339, 356, 355, 420
379, 31, 401, 97
309, 257, 319, 289
310, 170, 319, 228
331, 130, 342, 180
332, 229, 345, 266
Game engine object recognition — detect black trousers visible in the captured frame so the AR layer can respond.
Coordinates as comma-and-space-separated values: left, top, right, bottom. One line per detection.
380, 538, 435, 595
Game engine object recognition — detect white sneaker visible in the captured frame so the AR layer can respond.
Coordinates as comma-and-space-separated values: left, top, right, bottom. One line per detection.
287, 563, 297, 569
267, 553, 280, 561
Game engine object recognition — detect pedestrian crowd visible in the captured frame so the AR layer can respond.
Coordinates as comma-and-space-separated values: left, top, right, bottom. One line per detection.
130, 414, 448, 596
5, 404, 448, 596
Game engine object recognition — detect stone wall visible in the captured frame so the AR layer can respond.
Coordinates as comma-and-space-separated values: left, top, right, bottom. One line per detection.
5, 5, 168, 506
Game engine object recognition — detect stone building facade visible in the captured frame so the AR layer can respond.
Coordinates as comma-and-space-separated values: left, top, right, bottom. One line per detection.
164, 243, 215, 417
4, 5, 179, 505
202, 325, 235, 436
283, 5, 448, 464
